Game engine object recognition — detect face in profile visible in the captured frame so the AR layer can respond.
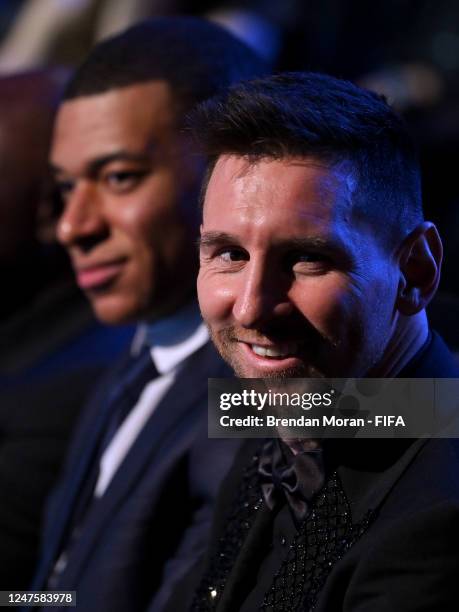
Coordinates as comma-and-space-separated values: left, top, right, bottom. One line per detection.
52, 81, 201, 324
198, 155, 402, 378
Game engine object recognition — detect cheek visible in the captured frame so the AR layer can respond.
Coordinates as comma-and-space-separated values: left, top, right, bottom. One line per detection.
121, 201, 165, 239
116, 194, 179, 259
292, 275, 369, 341
297, 270, 398, 346
197, 269, 235, 324
119, 170, 181, 231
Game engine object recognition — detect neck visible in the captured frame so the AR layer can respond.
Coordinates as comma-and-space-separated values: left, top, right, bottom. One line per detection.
368, 311, 429, 377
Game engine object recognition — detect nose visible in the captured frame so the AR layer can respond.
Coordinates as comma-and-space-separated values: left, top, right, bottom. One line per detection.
232, 259, 293, 329
56, 181, 107, 248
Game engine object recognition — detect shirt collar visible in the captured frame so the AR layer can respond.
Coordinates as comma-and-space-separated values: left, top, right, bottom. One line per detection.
131, 301, 209, 375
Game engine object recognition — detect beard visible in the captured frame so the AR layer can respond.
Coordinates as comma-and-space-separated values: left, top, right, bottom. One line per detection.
207, 323, 332, 379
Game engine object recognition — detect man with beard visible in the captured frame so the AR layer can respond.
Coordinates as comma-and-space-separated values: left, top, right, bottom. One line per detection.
29, 18, 266, 612
169, 72, 459, 611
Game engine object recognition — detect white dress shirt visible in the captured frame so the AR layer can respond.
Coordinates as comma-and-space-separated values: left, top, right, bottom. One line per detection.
94, 301, 208, 497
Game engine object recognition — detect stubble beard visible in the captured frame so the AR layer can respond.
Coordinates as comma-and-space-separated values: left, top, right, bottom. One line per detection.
208, 325, 325, 379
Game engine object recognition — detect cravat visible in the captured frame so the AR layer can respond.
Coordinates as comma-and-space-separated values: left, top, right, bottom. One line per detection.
258, 438, 325, 524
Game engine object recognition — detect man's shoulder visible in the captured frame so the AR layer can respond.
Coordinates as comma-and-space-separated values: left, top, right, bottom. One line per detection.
406, 330, 459, 377
389, 437, 459, 509
315, 437, 459, 611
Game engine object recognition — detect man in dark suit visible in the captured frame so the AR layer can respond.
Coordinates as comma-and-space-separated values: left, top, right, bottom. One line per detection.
30, 18, 266, 611
170, 72, 459, 610
0, 69, 133, 590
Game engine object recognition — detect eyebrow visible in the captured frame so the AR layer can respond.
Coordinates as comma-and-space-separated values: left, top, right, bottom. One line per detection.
199, 231, 343, 252
198, 232, 241, 249
50, 150, 152, 177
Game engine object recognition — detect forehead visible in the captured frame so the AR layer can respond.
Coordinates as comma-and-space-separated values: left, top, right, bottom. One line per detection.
51, 81, 177, 168
203, 155, 358, 242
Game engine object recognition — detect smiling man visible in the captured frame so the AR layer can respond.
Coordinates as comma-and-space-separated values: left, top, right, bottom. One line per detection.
199, 156, 422, 380
53, 79, 200, 324
29, 18, 266, 612
171, 73, 459, 611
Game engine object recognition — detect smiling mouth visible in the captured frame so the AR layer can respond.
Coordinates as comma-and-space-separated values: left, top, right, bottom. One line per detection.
249, 342, 299, 359
76, 260, 126, 291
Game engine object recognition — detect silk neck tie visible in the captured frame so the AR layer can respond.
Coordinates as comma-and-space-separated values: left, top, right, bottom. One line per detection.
49, 346, 159, 587
82, 344, 159, 502
73, 345, 158, 521
98, 346, 159, 454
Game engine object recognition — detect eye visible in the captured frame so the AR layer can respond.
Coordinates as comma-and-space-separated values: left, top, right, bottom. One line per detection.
218, 248, 248, 264
200, 245, 248, 269
104, 170, 148, 193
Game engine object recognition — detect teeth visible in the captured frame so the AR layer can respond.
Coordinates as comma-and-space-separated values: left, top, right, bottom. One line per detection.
251, 343, 297, 358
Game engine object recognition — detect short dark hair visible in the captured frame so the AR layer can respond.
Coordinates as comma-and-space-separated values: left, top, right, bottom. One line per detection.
189, 71, 423, 244
63, 16, 267, 117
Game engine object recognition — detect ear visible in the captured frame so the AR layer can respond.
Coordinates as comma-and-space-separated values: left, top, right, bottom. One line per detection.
396, 222, 443, 316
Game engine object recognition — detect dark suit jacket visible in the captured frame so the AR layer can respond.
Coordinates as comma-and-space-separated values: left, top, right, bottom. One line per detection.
0, 280, 132, 590
31, 340, 239, 612
168, 332, 459, 611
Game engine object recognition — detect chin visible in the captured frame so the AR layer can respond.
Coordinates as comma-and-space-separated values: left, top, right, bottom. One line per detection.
234, 364, 320, 379
90, 295, 140, 326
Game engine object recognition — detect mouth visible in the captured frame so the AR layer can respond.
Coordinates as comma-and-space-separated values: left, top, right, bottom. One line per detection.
238, 339, 305, 374
249, 341, 299, 358
75, 259, 127, 291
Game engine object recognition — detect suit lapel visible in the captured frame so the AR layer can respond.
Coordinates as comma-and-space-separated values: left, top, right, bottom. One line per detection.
60, 341, 223, 586
337, 438, 427, 523
341, 331, 459, 523
216, 505, 272, 612
34, 350, 134, 588
297, 332, 459, 606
